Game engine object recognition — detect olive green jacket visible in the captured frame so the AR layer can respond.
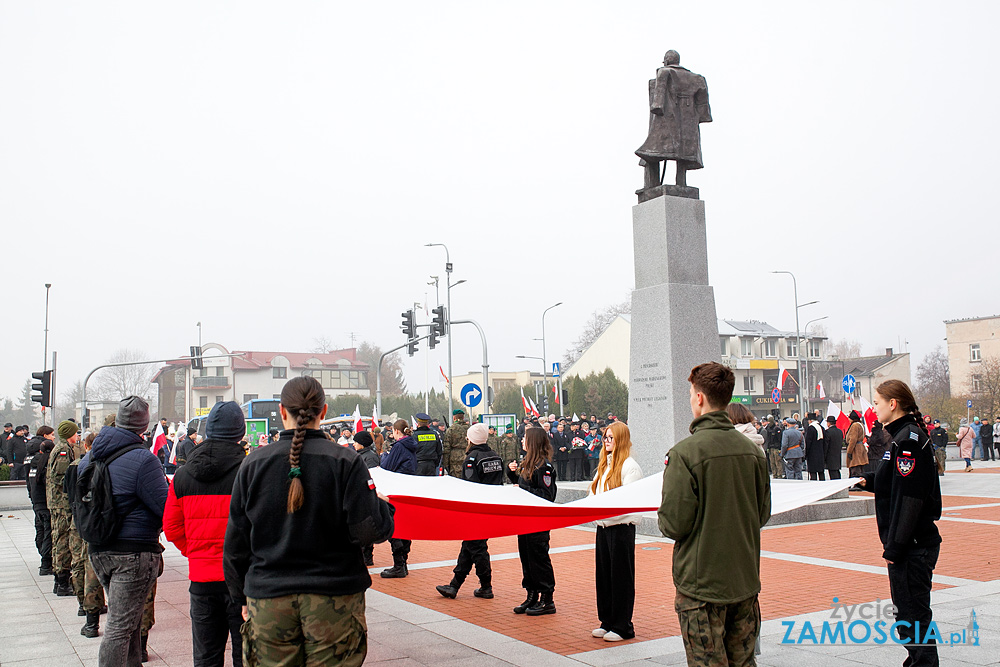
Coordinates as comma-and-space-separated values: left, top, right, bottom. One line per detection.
658, 410, 771, 604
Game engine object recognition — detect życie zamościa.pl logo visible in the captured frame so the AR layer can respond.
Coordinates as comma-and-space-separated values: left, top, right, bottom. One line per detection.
780, 598, 980, 647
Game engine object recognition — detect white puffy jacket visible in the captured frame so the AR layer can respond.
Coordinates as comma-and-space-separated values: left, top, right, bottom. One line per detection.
589, 455, 643, 527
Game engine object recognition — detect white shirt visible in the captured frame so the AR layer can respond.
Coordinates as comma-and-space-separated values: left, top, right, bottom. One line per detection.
589, 455, 643, 527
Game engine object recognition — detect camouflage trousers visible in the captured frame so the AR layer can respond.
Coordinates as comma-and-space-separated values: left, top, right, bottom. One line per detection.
69, 523, 105, 612
447, 450, 465, 478
243, 592, 367, 667
51, 509, 73, 572
767, 449, 785, 479
675, 590, 760, 667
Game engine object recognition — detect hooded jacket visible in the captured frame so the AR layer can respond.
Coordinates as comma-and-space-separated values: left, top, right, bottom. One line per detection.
164, 438, 246, 590
658, 410, 771, 604
78, 426, 168, 553
25, 436, 53, 506
380, 435, 418, 475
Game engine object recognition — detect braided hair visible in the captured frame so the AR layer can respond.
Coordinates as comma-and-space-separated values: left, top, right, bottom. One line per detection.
280, 376, 327, 513
875, 379, 928, 437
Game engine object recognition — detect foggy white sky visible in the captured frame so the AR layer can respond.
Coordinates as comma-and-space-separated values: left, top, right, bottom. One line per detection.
2, 1, 997, 403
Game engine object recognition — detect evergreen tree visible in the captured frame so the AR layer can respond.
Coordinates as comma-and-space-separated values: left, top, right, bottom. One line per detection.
16, 380, 40, 430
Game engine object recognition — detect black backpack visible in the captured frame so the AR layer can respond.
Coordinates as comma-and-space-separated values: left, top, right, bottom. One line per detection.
74, 444, 145, 546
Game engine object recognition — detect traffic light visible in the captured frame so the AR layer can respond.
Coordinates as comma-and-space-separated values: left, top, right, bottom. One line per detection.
562, 389, 569, 406
432, 306, 447, 336
401, 310, 415, 339
83, 409, 91, 429
407, 338, 419, 357
31, 370, 53, 408
190, 346, 203, 370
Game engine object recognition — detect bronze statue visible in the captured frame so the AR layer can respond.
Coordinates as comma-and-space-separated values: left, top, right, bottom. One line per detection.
636, 50, 711, 200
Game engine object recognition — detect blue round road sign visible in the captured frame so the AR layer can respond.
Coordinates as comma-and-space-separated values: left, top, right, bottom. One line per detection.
771, 388, 781, 404
842, 374, 857, 395
460, 382, 483, 408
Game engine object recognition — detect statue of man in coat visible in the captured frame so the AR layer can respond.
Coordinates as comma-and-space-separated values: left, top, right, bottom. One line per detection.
636, 50, 712, 198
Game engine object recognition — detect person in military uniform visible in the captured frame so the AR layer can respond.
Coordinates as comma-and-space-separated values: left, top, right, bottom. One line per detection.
435, 424, 505, 600
47, 420, 81, 597
65, 431, 107, 638
412, 413, 443, 476
659, 363, 770, 667
442, 409, 470, 478
496, 427, 520, 482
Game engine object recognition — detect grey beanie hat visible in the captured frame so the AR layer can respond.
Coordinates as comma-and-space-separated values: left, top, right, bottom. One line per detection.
116, 396, 150, 434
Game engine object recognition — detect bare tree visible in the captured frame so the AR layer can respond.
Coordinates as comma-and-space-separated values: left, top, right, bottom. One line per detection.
55, 380, 85, 423
829, 339, 864, 359
971, 356, 1000, 419
311, 336, 334, 354
563, 297, 631, 366
356, 341, 406, 396
91, 348, 158, 402
915, 346, 950, 398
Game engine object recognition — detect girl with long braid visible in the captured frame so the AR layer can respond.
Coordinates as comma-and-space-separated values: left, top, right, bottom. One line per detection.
857, 379, 942, 667
224, 376, 395, 666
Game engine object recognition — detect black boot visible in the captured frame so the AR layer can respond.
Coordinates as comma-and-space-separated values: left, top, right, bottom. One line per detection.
39, 559, 53, 576
380, 555, 408, 579
526, 591, 556, 616
78, 601, 86, 617
473, 578, 494, 599
435, 576, 464, 599
52, 574, 59, 594
55, 572, 74, 597
513, 590, 538, 614
140, 634, 149, 662
81, 612, 100, 638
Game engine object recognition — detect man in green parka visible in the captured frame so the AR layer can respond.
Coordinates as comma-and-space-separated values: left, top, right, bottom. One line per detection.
658, 362, 771, 667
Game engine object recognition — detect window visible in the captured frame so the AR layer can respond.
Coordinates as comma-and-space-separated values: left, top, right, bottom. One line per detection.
971, 344, 981, 361
199, 368, 209, 377
786, 340, 798, 358
216, 366, 225, 377
720, 338, 728, 357
972, 374, 982, 393
808, 340, 821, 358
273, 394, 281, 400
741, 338, 754, 357
763, 339, 777, 358
199, 396, 208, 409
243, 394, 258, 403
215, 395, 224, 404
273, 367, 287, 379
743, 375, 756, 392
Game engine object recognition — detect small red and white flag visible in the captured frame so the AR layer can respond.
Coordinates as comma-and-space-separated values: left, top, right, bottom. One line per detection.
528, 397, 540, 418
150, 423, 167, 457
552, 385, 560, 405
372, 404, 378, 430
779, 368, 796, 389
817, 381, 826, 399
859, 396, 876, 436
353, 405, 363, 434
828, 401, 849, 434
520, 387, 532, 416
439, 366, 450, 385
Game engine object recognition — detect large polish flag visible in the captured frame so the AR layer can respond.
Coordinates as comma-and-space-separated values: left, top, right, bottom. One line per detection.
149, 423, 167, 457
369, 468, 859, 541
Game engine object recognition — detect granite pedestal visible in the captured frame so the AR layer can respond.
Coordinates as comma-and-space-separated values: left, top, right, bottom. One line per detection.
628, 194, 720, 476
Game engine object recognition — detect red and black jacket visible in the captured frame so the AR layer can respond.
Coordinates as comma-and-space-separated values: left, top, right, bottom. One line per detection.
164, 439, 245, 593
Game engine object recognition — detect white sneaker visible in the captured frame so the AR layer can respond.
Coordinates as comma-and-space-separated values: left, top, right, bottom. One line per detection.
604, 631, 624, 642
592, 628, 607, 638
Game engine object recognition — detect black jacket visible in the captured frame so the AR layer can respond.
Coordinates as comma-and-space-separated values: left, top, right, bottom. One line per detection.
463, 443, 504, 485
764, 423, 782, 449
551, 431, 571, 461
804, 422, 825, 472
7, 434, 27, 471
223, 429, 394, 605
26, 437, 53, 506
824, 425, 844, 469
861, 416, 941, 562
357, 444, 379, 469
413, 426, 443, 476
929, 426, 948, 449
506, 460, 557, 502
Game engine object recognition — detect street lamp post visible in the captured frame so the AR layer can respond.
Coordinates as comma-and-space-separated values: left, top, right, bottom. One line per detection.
772, 271, 818, 419
541, 302, 562, 416
44, 284, 52, 426
516, 355, 544, 413
803, 316, 829, 414
426, 244, 455, 421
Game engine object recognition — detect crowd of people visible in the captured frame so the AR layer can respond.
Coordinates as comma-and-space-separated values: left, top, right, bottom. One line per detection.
0, 361, 949, 667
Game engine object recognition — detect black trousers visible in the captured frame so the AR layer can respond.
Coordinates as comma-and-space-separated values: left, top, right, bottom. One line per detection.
808, 470, 826, 481
389, 538, 411, 564
887, 544, 940, 667
189, 588, 244, 667
517, 531, 554, 594
596, 524, 636, 638
827, 468, 842, 480
453, 539, 491, 585
33, 505, 51, 565
982, 439, 995, 461
555, 457, 568, 482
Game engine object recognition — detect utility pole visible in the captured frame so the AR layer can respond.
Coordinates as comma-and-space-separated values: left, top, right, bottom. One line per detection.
43, 283, 51, 425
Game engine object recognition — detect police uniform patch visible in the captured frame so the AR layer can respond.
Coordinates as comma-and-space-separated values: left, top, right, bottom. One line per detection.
882, 450, 891, 461
909, 431, 919, 441
896, 455, 915, 476
664, 453, 669, 467
542, 471, 552, 487
367, 479, 375, 490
